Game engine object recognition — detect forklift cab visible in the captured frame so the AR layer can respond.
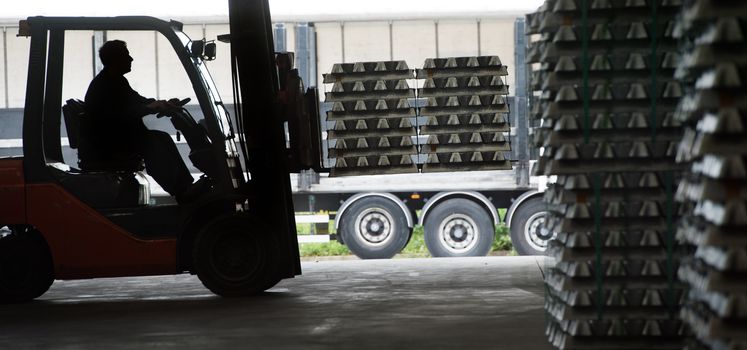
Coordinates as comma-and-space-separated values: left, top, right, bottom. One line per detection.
22, 17, 244, 210
0, 10, 303, 303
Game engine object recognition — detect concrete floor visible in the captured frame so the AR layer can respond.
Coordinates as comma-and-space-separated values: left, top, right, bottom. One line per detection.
0, 257, 553, 350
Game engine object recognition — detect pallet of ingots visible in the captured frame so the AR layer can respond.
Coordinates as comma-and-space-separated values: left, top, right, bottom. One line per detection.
542, 175, 689, 350
323, 61, 418, 176
673, 1, 747, 349
526, 0, 553, 149
526, 0, 687, 348
415, 56, 512, 172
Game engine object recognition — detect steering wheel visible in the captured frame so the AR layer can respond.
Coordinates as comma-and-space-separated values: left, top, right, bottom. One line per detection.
155, 98, 191, 119
173, 97, 191, 107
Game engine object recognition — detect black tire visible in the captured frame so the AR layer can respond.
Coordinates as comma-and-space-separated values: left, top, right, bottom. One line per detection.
339, 197, 410, 259
0, 226, 54, 303
509, 197, 552, 256
193, 214, 280, 297
423, 198, 494, 257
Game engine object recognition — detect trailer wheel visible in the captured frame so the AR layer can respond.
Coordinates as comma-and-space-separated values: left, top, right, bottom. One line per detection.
0, 226, 54, 303
193, 214, 280, 297
423, 199, 494, 257
509, 197, 552, 255
339, 197, 410, 259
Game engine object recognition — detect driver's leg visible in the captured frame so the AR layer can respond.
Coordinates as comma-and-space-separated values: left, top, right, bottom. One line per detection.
140, 130, 193, 197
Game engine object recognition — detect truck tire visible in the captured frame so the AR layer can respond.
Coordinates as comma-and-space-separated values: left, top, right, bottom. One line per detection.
339, 197, 410, 259
0, 226, 54, 303
509, 197, 552, 256
423, 198, 494, 257
193, 214, 280, 296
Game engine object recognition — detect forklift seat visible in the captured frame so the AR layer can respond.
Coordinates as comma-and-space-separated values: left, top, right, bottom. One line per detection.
58, 99, 149, 208
62, 99, 144, 171
62, 98, 84, 149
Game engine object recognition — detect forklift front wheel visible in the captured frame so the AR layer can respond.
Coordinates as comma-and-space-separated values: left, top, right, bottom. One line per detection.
0, 226, 54, 303
193, 215, 279, 297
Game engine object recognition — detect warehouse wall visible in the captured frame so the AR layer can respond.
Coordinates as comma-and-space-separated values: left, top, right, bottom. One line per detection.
0, 16, 519, 111
6, 26, 30, 109
314, 18, 517, 94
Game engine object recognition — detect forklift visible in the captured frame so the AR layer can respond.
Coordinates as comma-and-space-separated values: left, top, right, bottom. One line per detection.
0, 0, 323, 302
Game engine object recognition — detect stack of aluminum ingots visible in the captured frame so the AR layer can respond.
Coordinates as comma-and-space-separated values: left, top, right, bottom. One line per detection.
527, 0, 689, 348
674, 1, 747, 349
415, 56, 512, 172
323, 61, 418, 176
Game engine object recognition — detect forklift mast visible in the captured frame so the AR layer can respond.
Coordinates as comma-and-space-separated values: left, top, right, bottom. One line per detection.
228, 0, 301, 278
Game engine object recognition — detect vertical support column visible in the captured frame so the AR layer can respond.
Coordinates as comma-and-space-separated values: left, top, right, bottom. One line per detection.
3, 27, 8, 108
513, 18, 529, 187
273, 23, 286, 52
295, 23, 310, 84
154, 31, 160, 100
91, 30, 105, 76
477, 19, 482, 56
308, 23, 317, 88
434, 20, 440, 58
340, 22, 345, 63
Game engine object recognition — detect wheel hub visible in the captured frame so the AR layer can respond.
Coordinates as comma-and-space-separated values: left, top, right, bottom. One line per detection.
439, 214, 479, 254
210, 232, 261, 283
355, 208, 395, 246
525, 212, 553, 252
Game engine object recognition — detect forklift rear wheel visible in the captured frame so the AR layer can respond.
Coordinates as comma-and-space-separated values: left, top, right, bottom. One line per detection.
193, 215, 279, 297
339, 197, 410, 259
423, 199, 494, 257
0, 226, 54, 303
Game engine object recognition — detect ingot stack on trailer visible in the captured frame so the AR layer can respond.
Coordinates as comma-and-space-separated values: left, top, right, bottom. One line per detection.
323, 61, 418, 176
674, 1, 747, 349
416, 56, 512, 172
527, 0, 689, 348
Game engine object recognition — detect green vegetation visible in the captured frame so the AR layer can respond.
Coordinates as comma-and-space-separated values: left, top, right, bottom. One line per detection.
298, 240, 351, 257
398, 225, 429, 257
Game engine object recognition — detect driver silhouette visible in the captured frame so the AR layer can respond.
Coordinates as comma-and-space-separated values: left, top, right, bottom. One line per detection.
81, 40, 201, 203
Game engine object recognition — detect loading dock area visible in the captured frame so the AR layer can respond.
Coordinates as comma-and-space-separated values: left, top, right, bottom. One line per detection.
0, 257, 550, 349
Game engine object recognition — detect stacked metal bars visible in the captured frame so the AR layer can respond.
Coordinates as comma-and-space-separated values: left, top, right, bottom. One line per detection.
674, 1, 747, 349
323, 61, 418, 176
527, 0, 689, 348
415, 56, 512, 172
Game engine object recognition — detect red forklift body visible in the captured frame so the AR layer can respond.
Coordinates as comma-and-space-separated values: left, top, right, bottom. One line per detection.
0, 159, 25, 224
26, 183, 178, 279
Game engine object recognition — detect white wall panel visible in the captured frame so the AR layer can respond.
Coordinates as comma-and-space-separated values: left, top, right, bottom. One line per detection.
437, 20, 479, 58
203, 24, 233, 104
0, 28, 7, 108
106, 30, 158, 99
480, 19, 515, 85
285, 23, 296, 54
391, 20, 436, 69
342, 21, 390, 63
61, 31, 94, 101
0, 17, 521, 111
6, 29, 30, 108
315, 22, 343, 95
156, 24, 203, 103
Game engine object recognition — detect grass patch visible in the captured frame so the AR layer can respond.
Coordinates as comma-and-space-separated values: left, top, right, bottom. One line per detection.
399, 225, 429, 257
299, 240, 350, 257
493, 223, 512, 251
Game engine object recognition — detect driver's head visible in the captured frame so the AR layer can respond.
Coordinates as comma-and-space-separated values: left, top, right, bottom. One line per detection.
99, 40, 133, 75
